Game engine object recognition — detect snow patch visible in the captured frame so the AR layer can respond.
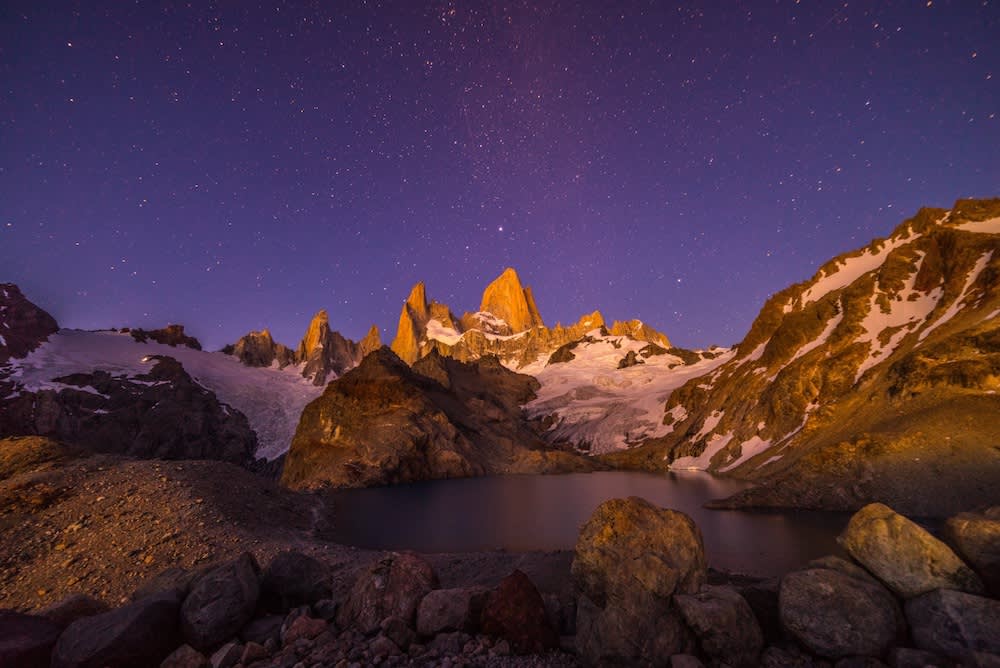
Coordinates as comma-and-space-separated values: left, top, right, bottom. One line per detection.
919, 251, 994, 342
669, 431, 734, 470
694, 410, 724, 441
954, 216, 1000, 234
425, 319, 463, 346
800, 235, 910, 306
719, 436, 773, 472
788, 311, 844, 364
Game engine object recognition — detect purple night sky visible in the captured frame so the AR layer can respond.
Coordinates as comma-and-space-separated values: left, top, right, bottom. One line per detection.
2, 1, 997, 350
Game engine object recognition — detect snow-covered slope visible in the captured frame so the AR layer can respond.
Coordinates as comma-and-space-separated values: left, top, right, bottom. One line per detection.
520, 330, 732, 454
5, 330, 323, 460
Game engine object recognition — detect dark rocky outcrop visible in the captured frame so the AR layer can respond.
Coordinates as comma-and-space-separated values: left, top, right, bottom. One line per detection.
0, 283, 59, 363
281, 347, 598, 489
228, 329, 294, 368
125, 324, 202, 350
904, 588, 1000, 658
0, 356, 257, 465
0, 611, 62, 668
944, 506, 1000, 597
51, 590, 181, 668
479, 570, 558, 655
839, 502, 984, 598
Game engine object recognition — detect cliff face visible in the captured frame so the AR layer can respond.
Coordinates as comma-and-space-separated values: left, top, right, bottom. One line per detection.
0, 283, 59, 363
280, 347, 599, 489
388, 269, 671, 369
638, 199, 1000, 517
231, 329, 295, 368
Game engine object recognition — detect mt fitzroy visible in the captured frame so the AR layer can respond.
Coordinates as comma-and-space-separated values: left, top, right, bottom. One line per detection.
616, 198, 1000, 517
389, 267, 671, 368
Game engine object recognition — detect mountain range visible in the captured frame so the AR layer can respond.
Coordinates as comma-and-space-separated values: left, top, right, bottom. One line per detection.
2, 198, 999, 515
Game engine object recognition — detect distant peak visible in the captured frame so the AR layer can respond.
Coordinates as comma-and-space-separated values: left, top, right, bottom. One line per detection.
480, 267, 544, 333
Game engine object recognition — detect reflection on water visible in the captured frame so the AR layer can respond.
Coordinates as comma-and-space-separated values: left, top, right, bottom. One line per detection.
327, 471, 849, 577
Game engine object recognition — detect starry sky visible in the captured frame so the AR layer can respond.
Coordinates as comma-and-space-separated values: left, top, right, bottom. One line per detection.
2, 1, 998, 351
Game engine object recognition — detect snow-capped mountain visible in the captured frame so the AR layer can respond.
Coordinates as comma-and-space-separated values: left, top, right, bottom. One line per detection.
645, 198, 1000, 515
389, 267, 673, 369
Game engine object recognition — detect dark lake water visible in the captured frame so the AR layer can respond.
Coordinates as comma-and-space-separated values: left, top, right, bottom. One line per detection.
326, 471, 850, 577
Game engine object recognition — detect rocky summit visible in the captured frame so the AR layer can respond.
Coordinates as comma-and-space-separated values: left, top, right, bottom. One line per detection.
607, 198, 1000, 517
389, 267, 671, 368
280, 347, 600, 489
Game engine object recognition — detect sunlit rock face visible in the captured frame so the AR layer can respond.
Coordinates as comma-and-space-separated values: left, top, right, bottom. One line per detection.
228, 310, 381, 385
388, 267, 671, 369
650, 198, 1000, 516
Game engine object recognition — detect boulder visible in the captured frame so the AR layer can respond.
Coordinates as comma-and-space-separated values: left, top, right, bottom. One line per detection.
51, 590, 181, 668
670, 655, 706, 668
839, 503, 984, 598
160, 644, 208, 668
280, 615, 326, 645
834, 658, 888, 668
572, 497, 704, 666
208, 641, 242, 668
381, 615, 417, 650
416, 586, 487, 636
0, 611, 61, 668
239, 615, 283, 646
180, 552, 261, 652
336, 552, 439, 633
572, 496, 706, 607
259, 550, 331, 612
779, 565, 901, 659
479, 570, 558, 655
38, 593, 109, 628
759, 645, 822, 668
943, 507, 1000, 597
904, 588, 1000, 658
886, 647, 951, 668
426, 631, 472, 656
675, 585, 763, 668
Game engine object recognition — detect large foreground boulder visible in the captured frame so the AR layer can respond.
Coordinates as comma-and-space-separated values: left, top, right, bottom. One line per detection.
905, 588, 1000, 658
779, 562, 901, 659
259, 550, 331, 612
675, 585, 763, 668
416, 586, 487, 636
180, 553, 260, 652
944, 507, 1000, 597
51, 590, 181, 668
0, 611, 62, 668
479, 570, 558, 655
336, 552, 439, 634
572, 497, 705, 666
839, 503, 984, 598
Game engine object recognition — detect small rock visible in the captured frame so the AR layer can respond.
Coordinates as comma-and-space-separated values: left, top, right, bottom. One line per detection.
369, 635, 401, 658
479, 570, 558, 655
427, 631, 471, 656
240, 641, 268, 664
675, 585, 763, 668
839, 503, 984, 598
905, 588, 1000, 658
209, 641, 242, 668
240, 615, 283, 647
944, 507, 1000, 597
670, 655, 706, 668
281, 615, 327, 646
313, 598, 339, 622
160, 644, 208, 668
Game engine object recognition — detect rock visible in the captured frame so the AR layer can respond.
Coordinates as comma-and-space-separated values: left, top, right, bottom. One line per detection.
336, 552, 439, 634
542, 592, 576, 635
675, 585, 763, 668
966, 653, 1000, 668
128, 324, 202, 349
160, 644, 209, 668
737, 579, 782, 645
759, 645, 824, 668
572, 497, 704, 666
573, 496, 706, 607
132, 566, 201, 601
0, 283, 59, 363
839, 503, 984, 598
670, 655, 706, 668
208, 641, 242, 668
944, 507, 1000, 597
779, 565, 901, 659
427, 631, 472, 656
886, 647, 951, 668
38, 593, 109, 628
905, 588, 1000, 658
51, 590, 181, 668
0, 611, 61, 668
240, 641, 268, 664
416, 587, 487, 636
380, 616, 417, 650
617, 349, 645, 368
260, 550, 331, 612
229, 329, 295, 368
478, 268, 544, 333
313, 598, 339, 622
180, 552, 261, 652
479, 570, 557, 655
240, 615, 283, 646
369, 635, 401, 658
835, 658, 889, 668
609, 319, 672, 348
296, 310, 365, 385
281, 615, 327, 645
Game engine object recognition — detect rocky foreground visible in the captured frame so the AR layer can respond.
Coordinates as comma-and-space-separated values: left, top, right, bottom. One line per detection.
2, 434, 999, 668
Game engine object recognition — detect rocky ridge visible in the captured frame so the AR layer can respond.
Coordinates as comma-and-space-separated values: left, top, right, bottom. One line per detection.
613, 198, 1000, 517
389, 267, 672, 369
0, 283, 59, 364
281, 347, 600, 489
227, 311, 382, 386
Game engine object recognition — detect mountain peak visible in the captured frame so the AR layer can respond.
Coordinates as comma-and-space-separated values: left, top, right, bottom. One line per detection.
479, 267, 544, 333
